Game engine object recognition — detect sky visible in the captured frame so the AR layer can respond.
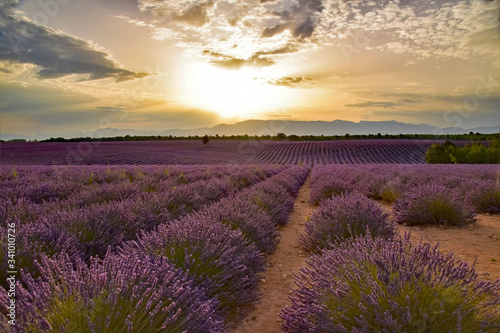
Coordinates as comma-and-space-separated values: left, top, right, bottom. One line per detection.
0, 0, 499, 138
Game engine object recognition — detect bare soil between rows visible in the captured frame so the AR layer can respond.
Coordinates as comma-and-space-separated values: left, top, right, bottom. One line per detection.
381, 202, 500, 281
232, 187, 499, 333
230, 174, 314, 333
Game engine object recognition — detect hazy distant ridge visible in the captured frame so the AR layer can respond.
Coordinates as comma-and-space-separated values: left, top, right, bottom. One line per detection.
3, 120, 499, 140
160, 120, 499, 137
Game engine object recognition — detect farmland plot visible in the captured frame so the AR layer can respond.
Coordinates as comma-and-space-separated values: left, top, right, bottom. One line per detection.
0, 140, 433, 166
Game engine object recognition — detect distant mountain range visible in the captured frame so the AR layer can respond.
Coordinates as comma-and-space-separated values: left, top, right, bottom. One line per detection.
2, 120, 499, 140
158, 120, 499, 137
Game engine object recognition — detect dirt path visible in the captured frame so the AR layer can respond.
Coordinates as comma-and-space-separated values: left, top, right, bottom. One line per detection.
231, 174, 315, 333
230, 190, 500, 332
380, 202, 500, 281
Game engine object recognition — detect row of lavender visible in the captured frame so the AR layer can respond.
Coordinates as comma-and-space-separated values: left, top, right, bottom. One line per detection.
280, 165, 500, 331
310, 164, 500, 218
0, 165, 283, 269
0, 165, 309, 331
0, 165, 278, 205
0, 164, 283, 330
1, 140, 430, 166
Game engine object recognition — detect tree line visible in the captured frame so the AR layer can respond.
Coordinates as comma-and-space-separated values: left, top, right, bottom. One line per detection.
2, 132, 499, 143
425, 140, 500, 164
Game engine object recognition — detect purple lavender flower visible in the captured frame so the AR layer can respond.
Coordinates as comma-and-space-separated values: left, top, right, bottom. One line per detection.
241, 182, 295, 226
0, 253, 224, 332
393, 184, 475, 226
195, 198, 279, 255
300, 193, 394, 253
310, 176, 353, 206
119, 217, 265, 323
464, 179, 500, 214
0, 220, 82, 287
281, 236, 500, 332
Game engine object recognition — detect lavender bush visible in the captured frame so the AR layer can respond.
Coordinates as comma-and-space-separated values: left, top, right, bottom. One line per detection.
0, 253, 224, 332
49, 202, 139, 260
380, 180, 407, 203
309, 164, 499, 202
241, 182, 295, 226
227, 169, 265, 191
300, 193, 394, 253
65, 182, 142, 207
119, 217, 265, 322
393, 184, 475, 226
310, 176, 352, 206
196, 199, 279, 255
310, 166, 354, 204
281, 236, 500, 332
272, 166, 309, 196
464, 180, 500, 214
0, 198, 56, 226
0, 222, 82, 287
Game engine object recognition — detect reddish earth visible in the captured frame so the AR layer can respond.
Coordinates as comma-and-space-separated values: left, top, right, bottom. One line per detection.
391, 209, 500, 281
230, 174, 314, 333
232, 187, 499, 333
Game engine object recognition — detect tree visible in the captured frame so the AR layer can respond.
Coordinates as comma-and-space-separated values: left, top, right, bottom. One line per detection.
202, 135, 209, 148
425, 142, 453, 164
276, 133, 287, 141
426, 141, 499, 164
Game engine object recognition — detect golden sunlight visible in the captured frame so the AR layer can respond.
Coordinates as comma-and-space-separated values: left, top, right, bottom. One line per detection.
180, 62, 293, 119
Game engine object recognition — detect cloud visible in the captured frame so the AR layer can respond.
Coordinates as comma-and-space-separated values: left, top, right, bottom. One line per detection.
0, 0, 150, 82
0, 82, 219, 136
202, 50, 275, 69
132, 0, 499, 71
136, 0, 326, 66
318, 0, 500, 61
268, 76, 313, 86
0, 83, 97, 114
345, 101, 397, 108
173, 1, 214, 27
262, 0, 324, 40
254, 44, 300, 55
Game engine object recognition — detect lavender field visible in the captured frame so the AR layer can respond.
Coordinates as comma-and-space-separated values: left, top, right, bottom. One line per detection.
281, 163, 500, 332
0, 164, 309, 330
0, 155, 499, 331
0, 140, 433, 166
3, 0, 499, 330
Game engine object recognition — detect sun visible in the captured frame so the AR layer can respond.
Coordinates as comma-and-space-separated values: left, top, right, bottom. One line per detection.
180, 61, 292, 119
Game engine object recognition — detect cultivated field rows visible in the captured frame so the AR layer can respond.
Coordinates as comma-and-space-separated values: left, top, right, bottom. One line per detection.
0, 162, 498, 331
278, 164, 500, 332
0, 164, 309, 331
1, 140, 432, 166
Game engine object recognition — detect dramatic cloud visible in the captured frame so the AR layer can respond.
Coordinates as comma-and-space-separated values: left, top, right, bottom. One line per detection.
202, 50, 275, 68
131, 0, 500, 69
254, 44, 300, 55
0, 0, 149, 82
262, 0, 323, 39
135, 0, 321, 65
269, 76, 313, 86
173, 1, 214, 27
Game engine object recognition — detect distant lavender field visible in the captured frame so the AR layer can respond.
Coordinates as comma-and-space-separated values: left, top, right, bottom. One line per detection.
0, 140, 436, 165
